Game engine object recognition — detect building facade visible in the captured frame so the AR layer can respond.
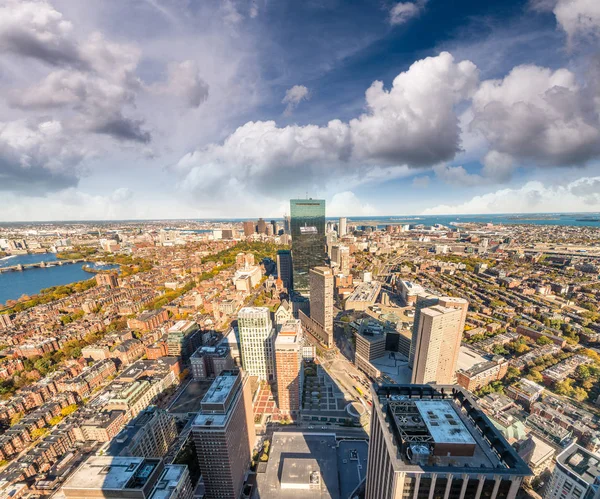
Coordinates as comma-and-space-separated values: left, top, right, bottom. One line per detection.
544, 443, 600, 499
276, 249, 293, 290
275, 321, 303, 414
192, 370, 256, 499
237, 307, 275, 381
290, 199, 327, 294
309, 267, 334, 348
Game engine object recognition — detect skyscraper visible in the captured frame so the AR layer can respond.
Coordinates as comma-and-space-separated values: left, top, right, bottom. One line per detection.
257, 218, 267, 234
411, 305, 463, 384
365, 384, 531, 499
283, 215, 291, 234
409, 295, 468, 372
237, 307, 275, 380
243, 221, 255, 237
332, 244, 350, 275
290, 199, 327, 294
275, 320, 303, 414
276, 249, 293, 290
192, 369, 255, 499
309, 267, 334, 347
270, 220, 278, 235
339, 217, 347, 237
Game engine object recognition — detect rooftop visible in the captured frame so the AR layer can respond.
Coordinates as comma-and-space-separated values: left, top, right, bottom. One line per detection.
148, 465, 188, 499
415, 401, 476, 445
167, 320, 197, 334
61, 456, 160, 492
557, 443, 600, 486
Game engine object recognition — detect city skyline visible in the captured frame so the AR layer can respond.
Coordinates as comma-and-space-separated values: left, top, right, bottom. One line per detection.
1, 1, 600, 221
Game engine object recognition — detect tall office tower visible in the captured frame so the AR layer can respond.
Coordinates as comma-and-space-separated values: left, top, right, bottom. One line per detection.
409, 295, 468, 369
545, 443, 600, 499
275, 320, 303, 414
309, 267, 334, 346
237, 307, 275, 380
277, 249, 293, 289
243, 220, 255, 237
283, 215, 291, 234
365, 384, 531, 499
339, 216, 347, 236
271, 220, 278, 235
411, 305, 463, 384
290, 199, 327, 294
192, 370, 256, 499
326, 232, 337, 259
338, 245, 350, 275
257, 217, 267, 234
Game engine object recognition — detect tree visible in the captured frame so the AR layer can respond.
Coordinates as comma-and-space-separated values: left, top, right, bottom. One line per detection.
505, 366, 520, 382
572, 387, 588, 402
30, 428, 48, 440
555, 379, 575, 397
526, 370, 543, 383
10, 411, 23, 426
60, 404, 78, 417
536, 336, 552, 346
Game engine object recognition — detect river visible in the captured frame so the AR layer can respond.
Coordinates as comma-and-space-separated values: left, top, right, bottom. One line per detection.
0, 254, 118, 305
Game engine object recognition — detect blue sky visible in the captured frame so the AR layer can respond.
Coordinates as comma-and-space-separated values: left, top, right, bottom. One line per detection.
0, 0, 599, 220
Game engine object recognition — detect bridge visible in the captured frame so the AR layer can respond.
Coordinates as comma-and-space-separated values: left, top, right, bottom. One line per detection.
0, 259, 86, 273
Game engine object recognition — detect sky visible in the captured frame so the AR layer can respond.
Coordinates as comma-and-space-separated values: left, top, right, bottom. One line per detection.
0, 0, 600, 221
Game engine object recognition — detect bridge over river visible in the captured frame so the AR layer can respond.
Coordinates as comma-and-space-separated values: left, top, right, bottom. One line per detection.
0, 259, 87, 273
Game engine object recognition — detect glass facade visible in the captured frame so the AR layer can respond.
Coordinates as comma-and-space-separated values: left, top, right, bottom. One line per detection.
290, 199, 327, 293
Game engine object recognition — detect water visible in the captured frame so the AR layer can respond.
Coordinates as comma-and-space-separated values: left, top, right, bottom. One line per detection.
198, 212, 600, 228
0, 254, 118, 305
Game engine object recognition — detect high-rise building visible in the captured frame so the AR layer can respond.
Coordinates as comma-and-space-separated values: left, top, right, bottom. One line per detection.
290, 199, 327, 294
544, 443, 600, 499
309, 267, 334, 347
339, 217, 347, 237
275, 320, 303, 414
409, 295, 468, 372
332, 245, 350, 275
237, 307, 275, 380
192, 369, 255, 499
283, 215, 291, 234
271, 220, 278, 235
107, 406, 177, 458
257, 218, 267, 234
365, 384, 531, 499
166, 320, 199, 361
243, 220, 255, 237
411, 305, 462, 384
277, 249, 293, 290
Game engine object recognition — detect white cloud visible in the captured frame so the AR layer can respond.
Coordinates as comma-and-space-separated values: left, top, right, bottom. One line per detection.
328, 191, 378, 217
471, 64, 600, 166
554, 0, 600, 44
0, 119, 90, 193
174, 51, 479, 200
389, 1, 428, 26
282, 85, 309, 115
423, 176, 600, 215
151, 60, 210, 108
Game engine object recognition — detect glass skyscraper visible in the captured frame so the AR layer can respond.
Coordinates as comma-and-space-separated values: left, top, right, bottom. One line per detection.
290, 199, 327, 294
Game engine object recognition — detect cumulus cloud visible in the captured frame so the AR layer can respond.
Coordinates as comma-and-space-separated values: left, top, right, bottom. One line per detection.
423, 176, 600, 215
533, 0, 600, 44
0, 0, 82, 67
471, 64, 600, 166
0, 120, 88, 193
282, 85, 309, 115
389, 1, 428, 26
164, 61, 210, 108
174, 51, 479, 198
328, 191, 378, 216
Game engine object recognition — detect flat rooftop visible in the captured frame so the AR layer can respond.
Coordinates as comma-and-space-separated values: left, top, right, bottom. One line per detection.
149, 465, 188, 499
256, 432, 339, 498
557, 444, 600, 486
168, 320, 196, 334
62, 456, 160, 492
415, 401, 476, 445
202, 372, 236, 404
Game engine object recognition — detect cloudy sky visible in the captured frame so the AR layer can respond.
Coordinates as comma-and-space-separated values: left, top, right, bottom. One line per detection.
0, 0, 599, 220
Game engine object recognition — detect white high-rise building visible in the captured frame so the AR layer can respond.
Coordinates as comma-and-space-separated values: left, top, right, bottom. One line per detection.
238, 307, 275, 381
545, 443, 600, 499
339, 217, 347, 237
